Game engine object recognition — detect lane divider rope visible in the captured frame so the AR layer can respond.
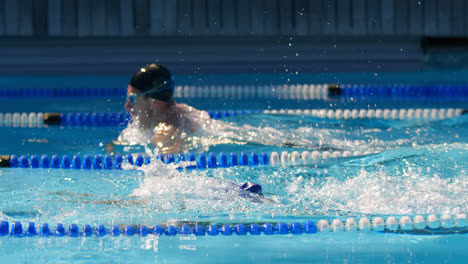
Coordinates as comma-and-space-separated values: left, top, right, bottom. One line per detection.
0, 110, 259, 127
1, 214, 465, 237
0, 112, 131, 127
0, 84, 332, 100
334, 84, 468, 100
0, 150, 377, 169
264, 108, 467, 120
2, 84, 468, 100
1, 108, 466, 127
176, 84, 331, 100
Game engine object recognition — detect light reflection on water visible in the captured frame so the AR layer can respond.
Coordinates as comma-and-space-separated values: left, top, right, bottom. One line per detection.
1, 114, 466, 225
0, 103, 467, 263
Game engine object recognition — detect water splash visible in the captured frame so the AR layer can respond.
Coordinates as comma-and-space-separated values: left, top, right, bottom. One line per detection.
125, 157, 275, 219
10, 111, 463, 224
276, 143, 468, 216
117, 110, 410, 153
118, 118, 154, 147
311, 169, 466, 216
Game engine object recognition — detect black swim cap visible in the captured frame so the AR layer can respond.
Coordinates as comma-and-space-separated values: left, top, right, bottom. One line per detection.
129, 64, 174, 102
240, 182, 263, 195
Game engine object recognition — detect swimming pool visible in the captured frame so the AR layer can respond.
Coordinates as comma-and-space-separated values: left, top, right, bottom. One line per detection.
0, 78, 467, 263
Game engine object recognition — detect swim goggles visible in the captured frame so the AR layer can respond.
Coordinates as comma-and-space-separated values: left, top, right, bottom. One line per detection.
126, 79, 175, 105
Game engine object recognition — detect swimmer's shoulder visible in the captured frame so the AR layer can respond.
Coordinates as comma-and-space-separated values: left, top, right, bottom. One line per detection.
176, 103, 208, 117
174, 103, 209, 133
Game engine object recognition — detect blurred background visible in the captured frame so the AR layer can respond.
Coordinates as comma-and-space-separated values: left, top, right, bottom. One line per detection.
0, 0, 467, 87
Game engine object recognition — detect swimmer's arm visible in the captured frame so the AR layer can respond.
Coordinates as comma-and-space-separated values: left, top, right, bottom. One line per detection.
105, 142, 115, 153
105, 140, 133, 154
150, 132, 185, 155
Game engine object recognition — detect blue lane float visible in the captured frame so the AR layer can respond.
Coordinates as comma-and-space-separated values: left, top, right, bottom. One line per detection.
1, 214, 466, 238
0, 149, 380, 169
0, 110, 258, 127
334, 84, 468, 101
0, 112, 129, 127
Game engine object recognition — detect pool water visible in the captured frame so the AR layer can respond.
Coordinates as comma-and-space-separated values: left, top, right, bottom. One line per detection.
0, 86, 467, 263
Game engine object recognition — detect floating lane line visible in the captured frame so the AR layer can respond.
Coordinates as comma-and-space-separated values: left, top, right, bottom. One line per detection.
0, 84, 332, 100
264, 108, 467, 120
0, 83, 468, 101
2, 84, 468, 100
1, 214, 466, 238
331, 84, 468, 100
1, 108, 466, 127
0, 150, 378, 169
0, 110, 259, 127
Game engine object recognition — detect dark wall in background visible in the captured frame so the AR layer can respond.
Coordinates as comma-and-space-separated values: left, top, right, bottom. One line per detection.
0, 0, 466, 75
1, 0, 467, 38
0, 36, 422, 75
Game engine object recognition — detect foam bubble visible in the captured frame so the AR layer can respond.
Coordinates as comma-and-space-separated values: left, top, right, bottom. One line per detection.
284, 168, 467, 216
118, 118, 154, 146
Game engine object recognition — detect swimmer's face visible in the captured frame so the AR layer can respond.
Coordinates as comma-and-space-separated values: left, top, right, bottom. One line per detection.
125, 85, 153, 119
124, 85, 170, 127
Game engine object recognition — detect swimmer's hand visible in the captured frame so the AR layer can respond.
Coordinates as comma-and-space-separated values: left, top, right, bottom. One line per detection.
105, 142, 115, 153
105, 140, 133, 153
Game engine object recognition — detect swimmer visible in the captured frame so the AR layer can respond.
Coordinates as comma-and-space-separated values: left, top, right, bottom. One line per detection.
52, 182, 267, 204
116, 64, 210, 154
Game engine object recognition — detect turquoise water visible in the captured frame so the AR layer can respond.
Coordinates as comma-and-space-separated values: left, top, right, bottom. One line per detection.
0, 90, 467, 263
